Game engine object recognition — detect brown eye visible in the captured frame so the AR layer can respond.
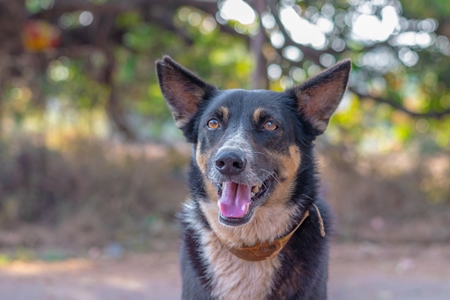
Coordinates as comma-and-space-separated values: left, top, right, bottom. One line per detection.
207, 119, 220, 129
264, 121, 278, 131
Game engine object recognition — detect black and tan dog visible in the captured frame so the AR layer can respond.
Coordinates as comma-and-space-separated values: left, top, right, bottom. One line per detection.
156, 56, 351, 300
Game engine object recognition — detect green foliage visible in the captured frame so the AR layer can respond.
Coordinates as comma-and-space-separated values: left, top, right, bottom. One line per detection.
3, 0, 450, 152
270, 0, 450, 154
2, 6, 253, 139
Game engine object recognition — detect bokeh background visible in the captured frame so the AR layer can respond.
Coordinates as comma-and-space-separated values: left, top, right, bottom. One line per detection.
0, 0, 450, 299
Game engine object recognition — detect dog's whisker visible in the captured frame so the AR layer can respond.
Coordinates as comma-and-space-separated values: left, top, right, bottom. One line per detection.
301, 194, 313, 201
260, 169, 282, 187
252, 151, 269, 159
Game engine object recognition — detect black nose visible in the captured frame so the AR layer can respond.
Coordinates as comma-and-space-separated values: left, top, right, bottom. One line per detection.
215, 151, 246, 176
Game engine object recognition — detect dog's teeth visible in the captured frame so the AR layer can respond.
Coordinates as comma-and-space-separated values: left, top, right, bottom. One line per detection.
251, 192, 255, 198
252, 186, 260, 194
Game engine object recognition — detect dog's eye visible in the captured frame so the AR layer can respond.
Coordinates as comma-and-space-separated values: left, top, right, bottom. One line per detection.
207, 119, 220, 129
263, 121, 278, 131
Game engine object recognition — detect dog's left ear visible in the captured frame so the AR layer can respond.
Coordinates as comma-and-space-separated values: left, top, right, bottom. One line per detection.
156, 55, 216, 130
288, 59, 351, 135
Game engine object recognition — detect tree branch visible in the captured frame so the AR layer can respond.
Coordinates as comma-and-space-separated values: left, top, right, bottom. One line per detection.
349, 87, 450, 119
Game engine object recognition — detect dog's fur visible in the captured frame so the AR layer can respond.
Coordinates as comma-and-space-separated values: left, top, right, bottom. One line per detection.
156, 56, 351, 300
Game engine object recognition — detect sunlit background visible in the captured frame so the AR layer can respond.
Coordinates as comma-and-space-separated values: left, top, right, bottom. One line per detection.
0, 0, 450, 299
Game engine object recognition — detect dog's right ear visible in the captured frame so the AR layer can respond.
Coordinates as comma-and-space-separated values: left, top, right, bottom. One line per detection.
156, 56, 216, 130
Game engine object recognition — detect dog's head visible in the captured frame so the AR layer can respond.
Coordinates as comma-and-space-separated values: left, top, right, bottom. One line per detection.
156, 56, 350, 232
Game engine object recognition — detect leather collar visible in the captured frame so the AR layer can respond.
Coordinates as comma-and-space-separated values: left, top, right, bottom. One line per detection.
222, 204, 325, 262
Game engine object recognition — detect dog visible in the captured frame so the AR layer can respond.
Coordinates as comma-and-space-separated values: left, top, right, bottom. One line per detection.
156, 55, 351, 300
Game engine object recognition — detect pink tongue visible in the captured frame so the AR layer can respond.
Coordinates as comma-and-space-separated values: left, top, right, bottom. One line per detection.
218, 182, 251, 219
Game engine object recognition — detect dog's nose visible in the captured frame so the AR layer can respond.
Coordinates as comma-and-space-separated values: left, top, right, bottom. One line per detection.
215, 151, 246, 176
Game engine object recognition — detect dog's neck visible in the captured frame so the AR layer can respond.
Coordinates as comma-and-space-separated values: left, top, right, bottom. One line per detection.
218, 204, 326, 262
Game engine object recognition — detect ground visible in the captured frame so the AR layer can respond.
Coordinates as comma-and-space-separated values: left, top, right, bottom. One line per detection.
1, 243, 449, 300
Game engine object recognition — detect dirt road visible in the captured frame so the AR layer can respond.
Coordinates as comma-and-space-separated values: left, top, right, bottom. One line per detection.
1, 243, 449, 300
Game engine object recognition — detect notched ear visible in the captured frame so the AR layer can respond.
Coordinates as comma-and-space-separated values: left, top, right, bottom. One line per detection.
289, 59, 351, 135
156, 55, 216, 129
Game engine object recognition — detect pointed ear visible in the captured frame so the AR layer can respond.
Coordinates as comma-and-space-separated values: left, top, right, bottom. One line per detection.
288, 59, 351, 135
156, 55, 216, 129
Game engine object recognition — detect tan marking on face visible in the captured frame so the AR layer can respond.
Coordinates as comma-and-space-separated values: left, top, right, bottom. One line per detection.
195, 142, 209, 174
196, 143, 221, 202
204, 180, 218, 203
252, 108, 265, 123
201, 227, 280, 300
199, 145, 302, 248
255, 145, 301, 215
218, 106, 229, 123
277, 145, 301, 182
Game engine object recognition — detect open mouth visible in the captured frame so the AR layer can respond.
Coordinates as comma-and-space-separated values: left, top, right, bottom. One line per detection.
216, 176, 273, 226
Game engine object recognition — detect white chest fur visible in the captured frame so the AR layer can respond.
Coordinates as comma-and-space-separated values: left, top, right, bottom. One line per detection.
200, 230, 281, 300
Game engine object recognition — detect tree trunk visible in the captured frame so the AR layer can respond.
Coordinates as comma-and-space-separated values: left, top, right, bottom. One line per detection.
250, 0, 269, 90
